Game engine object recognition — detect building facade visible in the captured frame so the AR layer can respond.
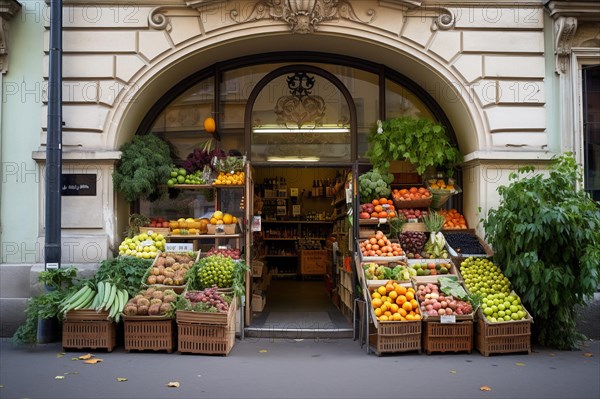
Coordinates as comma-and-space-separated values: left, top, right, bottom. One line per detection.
0, 0, 598, 335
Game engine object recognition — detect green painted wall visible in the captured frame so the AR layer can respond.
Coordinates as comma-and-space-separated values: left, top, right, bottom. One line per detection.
1, 1, 44, 264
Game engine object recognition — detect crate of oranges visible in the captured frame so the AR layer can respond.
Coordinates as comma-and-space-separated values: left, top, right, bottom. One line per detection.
368, 281, 422, 355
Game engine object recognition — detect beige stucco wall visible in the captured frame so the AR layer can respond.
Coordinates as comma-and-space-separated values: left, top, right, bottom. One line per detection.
30, 0, 555, 252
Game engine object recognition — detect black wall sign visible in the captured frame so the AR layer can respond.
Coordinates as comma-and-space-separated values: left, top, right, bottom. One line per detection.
61, 174, 97, 196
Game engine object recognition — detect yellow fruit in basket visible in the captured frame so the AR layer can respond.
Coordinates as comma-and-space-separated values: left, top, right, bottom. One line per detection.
209, 217, 217, 225
216, 220, 224, 225
188, 228, 197, 234
372, 298, 382, 308
232, 216, 238, 224
185, 217, 195, 223
223, 214, 233, 225
213, 211, 223, 220
375, 308, 382, 317
377, 286, 387, 296
172, 229, 180, 235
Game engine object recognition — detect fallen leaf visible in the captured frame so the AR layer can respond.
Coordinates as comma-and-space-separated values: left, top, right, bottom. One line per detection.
83, 358, 103, 364
0, 384, 3, 388
449, 370, 457, 374
167, 382, 180, 388
64, 372, 79, 375
294, 339, 304, 342
259, 349, 268, 353
54, 376, 65, 380
116, 378, 128, 382
71, 358, 80, 361
480, 386, 492, 391
515, 362, 525, 366
583, 353, 593, 357
78, 354, 93, 360
549, 353, 556, 357
56, 352, 65, 358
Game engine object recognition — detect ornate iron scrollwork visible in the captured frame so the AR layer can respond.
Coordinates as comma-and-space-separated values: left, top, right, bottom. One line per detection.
274, 71, 326, 129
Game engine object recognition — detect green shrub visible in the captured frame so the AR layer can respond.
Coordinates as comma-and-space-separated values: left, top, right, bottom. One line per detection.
484, 153, 600, 349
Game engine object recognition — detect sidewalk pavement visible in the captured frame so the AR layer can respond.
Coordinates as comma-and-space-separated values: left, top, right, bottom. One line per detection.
1, 337, 598, 399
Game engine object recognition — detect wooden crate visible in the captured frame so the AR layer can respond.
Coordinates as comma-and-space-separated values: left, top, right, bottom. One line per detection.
299, 250, 329, 275
369, 320, 422, 355
63, 320, 116, 352
476, 310, 532, 356
177, 299, 237, 355
123, 316, 175, 353
423, 321, 473, 354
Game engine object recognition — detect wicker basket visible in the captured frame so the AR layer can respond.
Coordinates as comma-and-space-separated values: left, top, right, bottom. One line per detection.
123, 316, 175, 353
423, 320, 473, 354
177, 299, 237, 355
63, 319, 116, 352
476, 310, 532, 356
392, 197, 432, 209
369, 320, 422, 355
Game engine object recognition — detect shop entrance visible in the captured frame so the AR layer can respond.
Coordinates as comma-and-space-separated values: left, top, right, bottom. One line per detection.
246, 166, 354, 338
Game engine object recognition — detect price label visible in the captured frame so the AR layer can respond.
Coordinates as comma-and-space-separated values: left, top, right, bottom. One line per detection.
440, 315, 456, 324
140, 239, 154, 247
378, 218, 388, 224
165, 243, 193, 252
407, 218, 419, 223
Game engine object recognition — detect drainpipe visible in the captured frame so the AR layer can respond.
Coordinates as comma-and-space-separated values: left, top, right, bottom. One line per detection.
45, 0, 62, 269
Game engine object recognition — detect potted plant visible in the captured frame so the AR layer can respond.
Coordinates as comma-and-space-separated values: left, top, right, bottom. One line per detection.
366, 117, 463, 178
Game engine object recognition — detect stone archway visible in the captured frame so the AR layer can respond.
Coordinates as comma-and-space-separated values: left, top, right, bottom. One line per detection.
101, 1, 506, 240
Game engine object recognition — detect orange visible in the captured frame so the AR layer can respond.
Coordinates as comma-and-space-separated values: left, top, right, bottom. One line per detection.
388, 291, 398, 301
377, 286, 386, 296
384, 311, 392, 317
385, 282, 395, 293
375, 308, 382, 317
405, 313, 414, 320
222, 214, 233, 224
396, 295, 407, 305
372, 298, 382, 308
209, 217, 218, 225
392, 313, 402, 321
380, 303, 388, 313
405, 291, 414, 301
412, 313, 421, 320
372, 291, 381, 299
402, 301, 413, 312
395, 285, 407, 296
379, 315, 388, 321
389, 303, 399, 313
399, 308, 407, 317
410, 299, 419, 310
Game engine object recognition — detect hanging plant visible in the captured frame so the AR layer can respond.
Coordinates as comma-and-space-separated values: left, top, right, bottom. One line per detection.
113, 134, 173, 202
366, 117, 463, 177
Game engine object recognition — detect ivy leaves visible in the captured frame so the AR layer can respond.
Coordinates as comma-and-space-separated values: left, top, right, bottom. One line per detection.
484, 153, 600, 349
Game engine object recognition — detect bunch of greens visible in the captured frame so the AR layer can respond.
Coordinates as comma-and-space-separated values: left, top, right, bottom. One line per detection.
484, 153, 600, 349
422, 211, 445, 232
94, 257, 153, 297
12, 268, 82, 345
113, 134, 173, 202
359, 168, 393, 203
366, 117, 462, 176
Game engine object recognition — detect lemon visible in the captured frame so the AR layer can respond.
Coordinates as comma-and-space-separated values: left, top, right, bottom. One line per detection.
213, 211, 224, 220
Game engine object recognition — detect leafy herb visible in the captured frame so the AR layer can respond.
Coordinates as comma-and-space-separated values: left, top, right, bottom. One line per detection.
366, 117, 462, 176
484, 153, 600, 349
113, 134, 173, 202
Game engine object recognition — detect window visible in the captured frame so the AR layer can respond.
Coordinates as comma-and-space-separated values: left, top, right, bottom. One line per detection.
582, 65, 600, 200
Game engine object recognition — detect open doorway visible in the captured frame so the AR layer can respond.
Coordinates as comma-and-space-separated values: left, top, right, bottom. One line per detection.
247, 166, 353, 337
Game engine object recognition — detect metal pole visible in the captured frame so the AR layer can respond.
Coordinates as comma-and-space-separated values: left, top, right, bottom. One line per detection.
45, 0, 62, 269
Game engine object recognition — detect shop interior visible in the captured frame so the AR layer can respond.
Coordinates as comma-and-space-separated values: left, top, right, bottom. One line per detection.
248, 166, 353, 334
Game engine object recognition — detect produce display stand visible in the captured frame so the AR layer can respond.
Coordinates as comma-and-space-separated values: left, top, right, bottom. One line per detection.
422, 320, 473, 355
176, 297, 237, 355
475, 308, 533, 356
362, 276, 422, 356
442, 230, 494, 260
408, 259, 461, 284
62, 310, 116, 352
122, 315, 175, 353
